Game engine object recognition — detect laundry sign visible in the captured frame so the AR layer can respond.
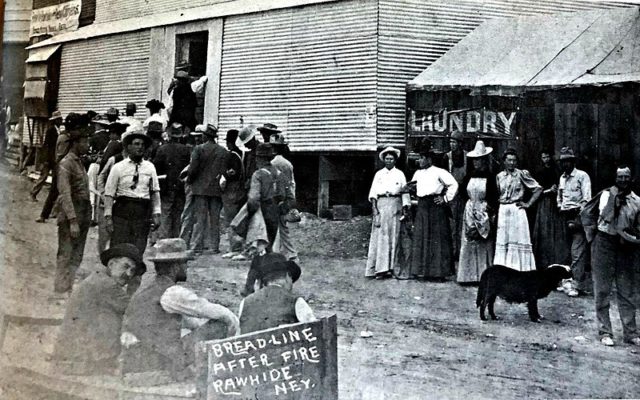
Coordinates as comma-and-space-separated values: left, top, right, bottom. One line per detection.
30, 0, 81, 37
407, 107, 518, 139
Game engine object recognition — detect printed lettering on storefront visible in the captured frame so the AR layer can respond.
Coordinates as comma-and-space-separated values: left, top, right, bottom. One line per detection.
30, 0, 81, 37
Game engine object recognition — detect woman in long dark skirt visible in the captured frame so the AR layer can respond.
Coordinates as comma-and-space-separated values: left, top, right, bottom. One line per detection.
532, 150, 570, 269
407, 149, 459, 281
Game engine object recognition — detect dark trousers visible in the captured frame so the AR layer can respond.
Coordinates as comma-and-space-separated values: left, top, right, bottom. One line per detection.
592, 232, 639, 341
261, 201, 280, 252
560, 209, 590, 291
55, 200, 91, 293
40, 168, 59, 219
111, 198, 151, 256
158, 192, 185, 240
31, 161, 52, 198
192, 195, 222, 251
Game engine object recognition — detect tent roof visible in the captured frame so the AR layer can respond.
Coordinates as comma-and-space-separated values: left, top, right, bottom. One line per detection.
408, 7, 640, 94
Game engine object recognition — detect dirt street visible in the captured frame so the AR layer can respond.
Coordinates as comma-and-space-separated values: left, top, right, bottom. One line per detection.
1, 163, 639, 399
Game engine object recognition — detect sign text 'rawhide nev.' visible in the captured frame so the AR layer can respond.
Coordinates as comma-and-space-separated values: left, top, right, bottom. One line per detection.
196, 316, 338, 400
30, 0, 81, 37
407, 108, 518, 138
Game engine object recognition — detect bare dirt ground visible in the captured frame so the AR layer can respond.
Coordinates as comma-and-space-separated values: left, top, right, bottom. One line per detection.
0, 163, 639, 399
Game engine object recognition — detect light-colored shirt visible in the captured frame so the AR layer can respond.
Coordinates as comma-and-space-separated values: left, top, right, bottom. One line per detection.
368, 167, 410, 206
557, 168, 591, 211
160, 285, 239, 337
596, 189, 640, 235
143, 113, 168, 131
120, 116, 144, 133
411, 166, 458, 202
104, 157, 161, 214
272, 155, 297, 197
496, 169, 541, 204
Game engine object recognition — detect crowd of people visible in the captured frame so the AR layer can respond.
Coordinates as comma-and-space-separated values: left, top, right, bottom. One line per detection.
366, 137, 640, 347
27, 71, 314, 378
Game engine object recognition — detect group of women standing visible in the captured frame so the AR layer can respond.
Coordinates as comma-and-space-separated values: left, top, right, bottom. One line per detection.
366, 138, 544, 285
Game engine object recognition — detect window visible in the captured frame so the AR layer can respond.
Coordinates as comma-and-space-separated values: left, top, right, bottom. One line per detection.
175, 31, 208, 77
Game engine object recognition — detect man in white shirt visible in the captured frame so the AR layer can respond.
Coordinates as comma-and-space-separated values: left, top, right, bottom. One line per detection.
104, 130, 161, 256
557, 147, 592, 297
119, 103, 144, 133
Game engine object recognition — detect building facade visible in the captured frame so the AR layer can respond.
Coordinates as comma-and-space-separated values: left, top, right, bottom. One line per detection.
27, 0, 632, 213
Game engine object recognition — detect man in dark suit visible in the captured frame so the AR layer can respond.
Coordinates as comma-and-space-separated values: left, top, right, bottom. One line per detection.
187, 124, 228, 253
31, 111, 63, 201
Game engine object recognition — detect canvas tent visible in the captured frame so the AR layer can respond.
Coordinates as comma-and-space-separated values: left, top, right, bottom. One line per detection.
406, 7, 640, 191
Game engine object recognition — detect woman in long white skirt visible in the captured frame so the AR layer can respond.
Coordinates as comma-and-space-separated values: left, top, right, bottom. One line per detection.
365, 147, 410, 279
494, 149, 542, 271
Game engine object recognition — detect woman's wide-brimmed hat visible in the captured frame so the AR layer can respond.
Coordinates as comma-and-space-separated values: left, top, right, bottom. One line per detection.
467, 140, 493, 158
147, 238, 194, 262
378, 146, 401, 162
100, 243, 146, 276
256, 252, 301, 283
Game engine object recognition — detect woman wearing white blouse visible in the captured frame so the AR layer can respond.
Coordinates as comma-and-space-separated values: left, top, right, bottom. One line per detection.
366, 147, 410, 279
408, 149, 458, 280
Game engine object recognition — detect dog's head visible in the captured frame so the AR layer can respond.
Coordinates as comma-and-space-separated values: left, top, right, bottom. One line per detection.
545, 264, 573, 282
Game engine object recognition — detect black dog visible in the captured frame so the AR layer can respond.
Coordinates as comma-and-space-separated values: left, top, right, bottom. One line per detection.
476, 264, 572, 322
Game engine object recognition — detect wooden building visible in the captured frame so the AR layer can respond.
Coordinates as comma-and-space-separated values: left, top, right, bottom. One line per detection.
26, 0, 634, 214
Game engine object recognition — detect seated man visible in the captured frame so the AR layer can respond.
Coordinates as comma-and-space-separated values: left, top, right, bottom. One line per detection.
51, 244, 145, 375
239, 252, 316, 334
120, 238, 239, 383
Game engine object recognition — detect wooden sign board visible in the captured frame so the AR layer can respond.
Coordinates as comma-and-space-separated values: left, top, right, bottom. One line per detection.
196, 316, 338, 400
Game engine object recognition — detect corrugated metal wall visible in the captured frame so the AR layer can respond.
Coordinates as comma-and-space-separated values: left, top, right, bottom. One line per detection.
218, 0, 378, 151
94, 0, 231, 24
57, 31, 151, 119
377, 0, 633, 148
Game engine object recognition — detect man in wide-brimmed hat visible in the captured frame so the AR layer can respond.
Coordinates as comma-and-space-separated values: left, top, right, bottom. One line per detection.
239, 125, 259, 189
104, 129, 161, 256
153, 123, 191, 239
257, 122, 281, 142
53, 118, 92, 294
238, 252, 315, 334
121, 238, 238, 382
246, 143, 293, 252
557, 146, 592, 297
31, 110, 63, 202
187, 123, 227, 253
52, 244, 145, 375
269, 133, 298, 261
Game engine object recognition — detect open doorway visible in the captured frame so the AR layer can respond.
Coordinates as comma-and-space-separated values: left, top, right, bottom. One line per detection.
175, 31, 208, 125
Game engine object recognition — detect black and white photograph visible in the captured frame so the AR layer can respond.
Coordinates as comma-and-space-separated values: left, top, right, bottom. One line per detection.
1, 0, 640, 398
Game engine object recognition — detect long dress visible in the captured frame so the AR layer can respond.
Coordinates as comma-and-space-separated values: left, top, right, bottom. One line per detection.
532, 165, 570, 269
494, 169, 541, 271
409, 166, 459, 279
365, 167, 409, 277
457, 173, 498, 283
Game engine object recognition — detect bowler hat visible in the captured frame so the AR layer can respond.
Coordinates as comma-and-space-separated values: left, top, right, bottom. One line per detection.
257, 123, 281, 135
147, 238, 194, 262
226, 129, 239, 142
49, 110, 63, 121
559, 147, 576, 160
467, 140, 493, 158
170, 122, 184, 138
122, 130, 152, 148
239, 125, 257, 144
256, 253, 301, 283
450, 131, 464, 142
378, 146, 401, 162
147, 121, 164, 134
100, 243, 146, 276
256, 143, 275, 158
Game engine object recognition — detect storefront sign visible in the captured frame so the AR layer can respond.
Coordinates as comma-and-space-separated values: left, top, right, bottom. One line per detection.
196, 316, 338, 400
30, 0, 81, 37
407, 107, 518, 139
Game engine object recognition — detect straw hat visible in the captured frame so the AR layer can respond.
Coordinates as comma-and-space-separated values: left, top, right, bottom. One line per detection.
378, 146, 401, 162
147, 238, 194, 262
49, 110, 63, 121
559, 147, 576, 160
467, 140, 493, 158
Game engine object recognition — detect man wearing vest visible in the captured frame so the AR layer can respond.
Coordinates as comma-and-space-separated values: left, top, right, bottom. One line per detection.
104, 129, 161, 256
269, 133, 298, 261
581, 166, 640, 347
239, 252, 315, 334
120, 239, 238, 383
